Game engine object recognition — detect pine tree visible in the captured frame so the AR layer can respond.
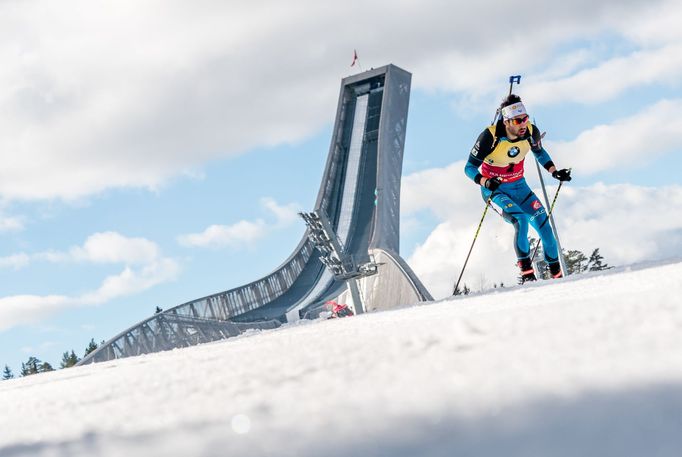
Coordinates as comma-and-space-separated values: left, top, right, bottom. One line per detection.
39, 362, 55, 373
2, 365, 14, 380
21, 357, 41, 377
587, 248, 610, 271
454, 283, 471, 296
60, 350, 80, 369
84, 339, 98, 357
564, 249, 588, 275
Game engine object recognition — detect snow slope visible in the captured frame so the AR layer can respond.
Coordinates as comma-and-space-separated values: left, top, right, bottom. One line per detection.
1, 260, 682, 457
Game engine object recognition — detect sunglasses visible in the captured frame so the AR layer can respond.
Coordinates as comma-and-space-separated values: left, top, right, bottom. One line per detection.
509, 115, 529, 126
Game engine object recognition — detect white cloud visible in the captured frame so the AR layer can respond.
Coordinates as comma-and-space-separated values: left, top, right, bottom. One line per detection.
618, 0, 682, 46
525, 45, 682, 106
260, 197, 301, 227
69, 232, 161, 265
0, 214, 24, 232
0, 294, 71, 332
0, 231, 180, 331
548, 99, 682, 175
177, 220, 267, 248
4, 231, 164, 267
0, 200, 24, 232
531, 49, 598, 82
0, 253, 30, 270
549, 183, 682, 263
0, 0, 672, 200
79, 258, 181, 305
177, 197, 300, 248
408, 219, 516, 298
402, 161, 482, 219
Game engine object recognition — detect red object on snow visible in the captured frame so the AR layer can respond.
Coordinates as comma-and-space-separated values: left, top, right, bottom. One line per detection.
326, 301, 354, 318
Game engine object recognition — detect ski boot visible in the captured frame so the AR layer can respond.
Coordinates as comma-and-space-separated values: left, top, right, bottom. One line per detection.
517, 258, 537, 284
548, 261, 563, 279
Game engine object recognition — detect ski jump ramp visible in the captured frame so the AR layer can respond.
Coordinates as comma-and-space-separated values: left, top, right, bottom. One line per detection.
79, 64, 432, 365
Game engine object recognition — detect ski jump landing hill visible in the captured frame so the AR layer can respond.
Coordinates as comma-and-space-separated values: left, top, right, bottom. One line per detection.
79, 64, 433, 366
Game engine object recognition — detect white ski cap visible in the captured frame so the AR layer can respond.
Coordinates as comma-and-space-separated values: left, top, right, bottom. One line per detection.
501, 102, 527, 120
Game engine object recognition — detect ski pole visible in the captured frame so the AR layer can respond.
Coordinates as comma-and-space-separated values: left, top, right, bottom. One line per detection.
529, 169, 570, 264
453, 195, 494, 295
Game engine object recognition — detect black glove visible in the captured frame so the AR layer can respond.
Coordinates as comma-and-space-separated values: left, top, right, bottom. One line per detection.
552, 168, 572, 182
484, 177, 502, 191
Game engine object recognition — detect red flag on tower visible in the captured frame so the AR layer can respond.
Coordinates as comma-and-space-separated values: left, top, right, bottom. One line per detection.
350, 49, 358, 67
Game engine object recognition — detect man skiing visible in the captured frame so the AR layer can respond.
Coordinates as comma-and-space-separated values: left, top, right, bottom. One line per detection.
464, 94, 572, 282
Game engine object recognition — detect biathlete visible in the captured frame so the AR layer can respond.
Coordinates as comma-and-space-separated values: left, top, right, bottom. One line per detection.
464, 94, 572, 282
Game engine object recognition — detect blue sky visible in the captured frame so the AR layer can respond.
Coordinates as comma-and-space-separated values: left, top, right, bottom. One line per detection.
2, 0, 682, 373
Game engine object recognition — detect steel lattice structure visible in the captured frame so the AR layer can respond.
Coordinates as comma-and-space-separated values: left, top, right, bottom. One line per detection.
78, 64, 432, 366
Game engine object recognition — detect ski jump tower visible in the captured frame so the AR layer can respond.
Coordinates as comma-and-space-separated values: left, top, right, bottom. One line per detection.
79, 64, 432, 365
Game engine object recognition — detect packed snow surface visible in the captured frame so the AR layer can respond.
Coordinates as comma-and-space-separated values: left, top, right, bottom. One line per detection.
2, 260, 682, 456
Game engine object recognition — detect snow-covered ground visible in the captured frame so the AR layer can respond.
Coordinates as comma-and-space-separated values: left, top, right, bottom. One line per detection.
2, 260, 682, 457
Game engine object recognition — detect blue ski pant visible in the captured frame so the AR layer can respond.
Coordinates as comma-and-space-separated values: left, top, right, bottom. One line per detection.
481, 178, 559, 265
